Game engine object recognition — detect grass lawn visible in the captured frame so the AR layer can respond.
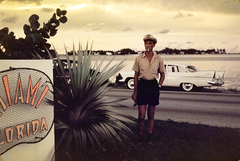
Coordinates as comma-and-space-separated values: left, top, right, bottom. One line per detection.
55, 119, 240, 161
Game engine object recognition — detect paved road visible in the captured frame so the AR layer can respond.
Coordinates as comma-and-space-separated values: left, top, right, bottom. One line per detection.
104, 88, 240, 128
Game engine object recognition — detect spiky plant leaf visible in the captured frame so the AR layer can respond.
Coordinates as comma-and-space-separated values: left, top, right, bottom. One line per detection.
48, 42, 137, 158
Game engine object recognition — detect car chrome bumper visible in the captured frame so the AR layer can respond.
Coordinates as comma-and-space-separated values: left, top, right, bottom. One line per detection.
208, 79, 224, 86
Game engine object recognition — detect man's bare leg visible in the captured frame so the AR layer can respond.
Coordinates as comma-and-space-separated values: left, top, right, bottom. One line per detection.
137, 105, 146, 145
147, 105, 155, 146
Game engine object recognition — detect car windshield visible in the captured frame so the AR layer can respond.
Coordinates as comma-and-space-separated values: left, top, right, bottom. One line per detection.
186, 65, 198, 72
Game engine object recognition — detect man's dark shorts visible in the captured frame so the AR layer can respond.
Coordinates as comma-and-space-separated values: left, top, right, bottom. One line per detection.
137, 79, 159, 105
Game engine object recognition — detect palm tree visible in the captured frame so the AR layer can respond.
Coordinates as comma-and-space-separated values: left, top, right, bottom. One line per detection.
47, 43, 137, 160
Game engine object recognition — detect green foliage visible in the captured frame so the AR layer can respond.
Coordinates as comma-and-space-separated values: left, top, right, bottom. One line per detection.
0, 8, 67, 59
158, 47, 226, 55
48, 43, 137, 160
119, 48, 136, 55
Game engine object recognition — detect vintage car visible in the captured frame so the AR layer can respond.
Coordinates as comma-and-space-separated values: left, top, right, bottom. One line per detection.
53, 59, 108, 85
116, 62, 224, 91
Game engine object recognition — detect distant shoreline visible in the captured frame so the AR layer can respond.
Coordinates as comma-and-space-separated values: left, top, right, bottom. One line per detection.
60, 53, 240, 62
90, 53, 240, 62
60, 53, 240, 56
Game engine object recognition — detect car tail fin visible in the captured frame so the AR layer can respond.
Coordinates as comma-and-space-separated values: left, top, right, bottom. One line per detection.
215, 71, 225, 79
213, 71, 216, 78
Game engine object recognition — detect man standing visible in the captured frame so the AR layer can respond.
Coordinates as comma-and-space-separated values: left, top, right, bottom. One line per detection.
132, 34, 165, 146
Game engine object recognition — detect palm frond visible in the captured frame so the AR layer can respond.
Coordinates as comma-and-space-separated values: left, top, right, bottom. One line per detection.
48, 42, 137, 158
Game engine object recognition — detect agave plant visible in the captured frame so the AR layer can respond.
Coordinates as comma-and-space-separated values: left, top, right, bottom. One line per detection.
47, 43, 136, 160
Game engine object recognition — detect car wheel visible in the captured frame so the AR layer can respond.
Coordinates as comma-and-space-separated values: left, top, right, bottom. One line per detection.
126, 78, 134, 89
181, 83, 194, 91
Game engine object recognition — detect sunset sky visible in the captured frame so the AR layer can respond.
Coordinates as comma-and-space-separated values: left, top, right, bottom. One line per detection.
0, 0, 239, 53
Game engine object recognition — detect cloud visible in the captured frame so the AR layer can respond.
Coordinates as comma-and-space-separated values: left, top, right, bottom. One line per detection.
221, 42, 228, 44
89, 0, 239, 15
2, 16, 18, 23
174, 12, 194, 19
186, 41, 193, 44
0, 0, 239, 53
122, 27, 132, 32
41, 7, 55, 12
160, 0, 239, 15
174, 12, 184, 19
158, 29, 171, 34
4, 0, 43, 5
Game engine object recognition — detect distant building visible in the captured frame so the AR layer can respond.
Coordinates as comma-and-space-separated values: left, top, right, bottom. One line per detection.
106, 52, 112, 55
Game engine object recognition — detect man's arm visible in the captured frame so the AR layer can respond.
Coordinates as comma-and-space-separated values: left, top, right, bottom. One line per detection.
131, 71, 139, 100
158, 72, 165, 86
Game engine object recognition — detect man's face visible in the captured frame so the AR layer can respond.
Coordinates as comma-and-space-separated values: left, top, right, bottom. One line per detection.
144, 40, 155, 52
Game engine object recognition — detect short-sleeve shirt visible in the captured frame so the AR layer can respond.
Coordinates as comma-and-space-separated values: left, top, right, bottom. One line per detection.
132, 52, 165, 80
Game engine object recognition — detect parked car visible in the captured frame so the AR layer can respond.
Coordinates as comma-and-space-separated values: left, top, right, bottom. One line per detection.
116, 62, 224, 91
53, 59, 107, 84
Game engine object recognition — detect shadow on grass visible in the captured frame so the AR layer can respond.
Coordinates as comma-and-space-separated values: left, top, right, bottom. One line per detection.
55, 119, 240, 161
